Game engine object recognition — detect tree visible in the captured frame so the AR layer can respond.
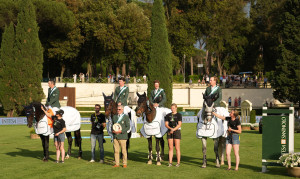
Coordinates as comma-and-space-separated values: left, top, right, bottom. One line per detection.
147, 0, 173, 107
0, 22, 17, 116
271, 0, 300, 108
248, 0, 287, 73
117, 2, 151, 76
14, 0, 44, 112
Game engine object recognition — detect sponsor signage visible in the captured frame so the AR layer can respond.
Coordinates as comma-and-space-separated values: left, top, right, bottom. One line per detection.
1, 116, 199, 125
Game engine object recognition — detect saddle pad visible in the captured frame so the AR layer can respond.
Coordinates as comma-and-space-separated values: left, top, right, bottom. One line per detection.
61, 106, 81, 132
144, 121, 161, 136
35, 116, 53, 136
197, 123, 216, 138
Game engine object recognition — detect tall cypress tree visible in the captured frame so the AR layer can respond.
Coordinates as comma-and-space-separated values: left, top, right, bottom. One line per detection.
14, 0, 44, 113
0, 23, 17, 117
147, 0, 173, 107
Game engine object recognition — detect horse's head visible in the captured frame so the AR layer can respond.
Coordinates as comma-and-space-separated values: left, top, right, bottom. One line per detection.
203, 92, 219, 123
136, 92, 147, 117
24, 102, 44, 128
103, 92, 116, 117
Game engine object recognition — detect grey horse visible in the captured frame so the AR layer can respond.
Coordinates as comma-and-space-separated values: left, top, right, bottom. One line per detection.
198, 92, 222, 168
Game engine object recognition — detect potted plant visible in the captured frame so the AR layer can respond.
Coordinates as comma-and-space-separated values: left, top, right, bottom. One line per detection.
30, 128, 39, 139
278, 153, 300, 177
241, 123, 251, 130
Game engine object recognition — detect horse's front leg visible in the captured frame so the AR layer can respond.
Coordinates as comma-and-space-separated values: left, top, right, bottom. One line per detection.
39, 135, 49, 162
213, 137, 220, 168
147, 137, 153, 164
201, 137, 207, 168
155, 137, 161, 165
65, 132, 72, 159
218, 136, 226, 165
160, 137, 165, 161
45, 135, 50, 161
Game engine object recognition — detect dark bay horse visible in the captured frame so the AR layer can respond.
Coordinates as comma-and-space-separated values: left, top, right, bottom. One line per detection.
197, 92, 224, 168
24, 102, 82, 161
136, 92, 165, 165
103, 93, 131, 157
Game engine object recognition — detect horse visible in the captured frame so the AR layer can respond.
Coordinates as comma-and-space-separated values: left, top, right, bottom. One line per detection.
24, 102, 82, 162
196, 92, 228, 168
136, 92, 170, 165
102, 93, 131, 157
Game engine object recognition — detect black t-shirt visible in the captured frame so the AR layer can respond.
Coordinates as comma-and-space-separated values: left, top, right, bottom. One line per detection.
165, 113, 182, 129
226, 117, 241, 134
90, 113, 106, 135
52, 117, 66, 134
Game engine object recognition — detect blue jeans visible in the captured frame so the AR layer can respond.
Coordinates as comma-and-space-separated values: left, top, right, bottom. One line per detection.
91, 133, 104, 160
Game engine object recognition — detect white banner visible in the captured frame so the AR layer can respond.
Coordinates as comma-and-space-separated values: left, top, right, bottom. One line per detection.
0, 116, 263, 125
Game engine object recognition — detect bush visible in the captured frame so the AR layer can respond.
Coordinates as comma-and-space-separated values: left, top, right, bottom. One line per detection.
173, 75, 184, 83
188, 75, 200, 83
250, 110, 256, 123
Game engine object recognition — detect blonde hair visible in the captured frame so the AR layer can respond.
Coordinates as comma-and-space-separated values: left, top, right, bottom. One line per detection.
232, 109, 240, 120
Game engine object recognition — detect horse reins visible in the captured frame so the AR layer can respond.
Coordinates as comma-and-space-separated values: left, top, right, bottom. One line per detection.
32, 106, 37, 124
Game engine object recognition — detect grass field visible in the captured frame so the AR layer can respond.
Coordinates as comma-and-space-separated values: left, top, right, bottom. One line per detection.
1, 124, 299, 179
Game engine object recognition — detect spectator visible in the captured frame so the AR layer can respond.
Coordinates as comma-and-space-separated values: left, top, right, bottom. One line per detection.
234, 97, 238, 107
198, 79, 201, 86
264, 77, 268, 88
228, 97, 232, 107
189, 78, 193, 86
238, 97, 241, 106
143, 74, 147, 83
265, 101, 268, 107
201, 77, 205, 85
73, 74, 77, 83
126, 75, 130, 84
206, 75, 210, 86
222, 77, 226, 88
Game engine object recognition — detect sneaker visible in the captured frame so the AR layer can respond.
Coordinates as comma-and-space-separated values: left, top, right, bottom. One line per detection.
167, 163, 172, 167
55, 160, 59, 163
90, 160, 95, 163
175, 163, 180, 167
60, 161, 64, 164
112, 165, 120, 168
123, 165, 127, 168
99, 160, 104, 164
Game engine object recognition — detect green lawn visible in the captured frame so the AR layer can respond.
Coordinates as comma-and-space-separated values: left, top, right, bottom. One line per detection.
0, 124, 298, 179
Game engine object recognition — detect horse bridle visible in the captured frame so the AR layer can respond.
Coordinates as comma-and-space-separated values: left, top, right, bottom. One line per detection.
136, 98, 149, 115
26, 105, 37, 124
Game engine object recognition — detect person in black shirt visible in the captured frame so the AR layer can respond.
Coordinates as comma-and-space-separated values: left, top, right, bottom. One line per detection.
165, 103, 182, 167
213, 109, 242, 171
42, 107, 66, 163
90, 104, 106, 163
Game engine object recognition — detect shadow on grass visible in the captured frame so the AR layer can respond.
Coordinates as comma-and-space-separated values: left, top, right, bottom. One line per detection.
6, 148, 56, 161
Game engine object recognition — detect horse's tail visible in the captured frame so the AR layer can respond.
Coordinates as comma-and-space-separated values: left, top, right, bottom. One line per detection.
74, 130, 81, 147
